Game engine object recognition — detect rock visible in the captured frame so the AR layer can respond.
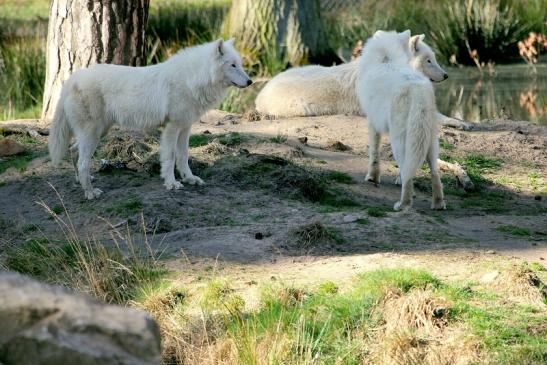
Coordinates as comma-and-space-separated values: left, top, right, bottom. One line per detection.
343, 214, 361, 223
27, 129, 41, 138
0, 139, 26, 156
326, 140, 351, 151
0, 272, 161, 365
480, 270, 500, 283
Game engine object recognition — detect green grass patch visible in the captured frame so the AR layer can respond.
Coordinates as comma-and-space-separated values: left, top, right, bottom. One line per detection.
0, 150, 42, 174
325, 170, 354, 184
218, 132, 242, 146
268, 134, 287, 144
367, 206, 390, 217
4, 237, 167, 304
189, 134, 213, 148
497, 225, 533, 237
106, 197, 144, 216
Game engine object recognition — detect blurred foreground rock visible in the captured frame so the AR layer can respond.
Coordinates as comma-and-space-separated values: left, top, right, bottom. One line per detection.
0, 139, 25, 157
0, 272, 161, 365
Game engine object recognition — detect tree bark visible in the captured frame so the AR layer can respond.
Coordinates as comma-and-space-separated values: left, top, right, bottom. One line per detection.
225, 0, 336, 67
42, 0, 150, 122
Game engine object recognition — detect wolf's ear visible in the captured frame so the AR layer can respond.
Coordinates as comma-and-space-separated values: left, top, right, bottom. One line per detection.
226, 38, 235, 47
399, 29, 411, 42
216, 39, 224, 56
373, 30, 386, 39
409, 35, 423, 53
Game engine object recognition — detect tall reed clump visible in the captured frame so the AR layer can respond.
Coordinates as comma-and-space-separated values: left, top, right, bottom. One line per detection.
2, 187, 167, 304
428, 0, 537, 65
0, 38, 45, 119
146, 0, 230, 64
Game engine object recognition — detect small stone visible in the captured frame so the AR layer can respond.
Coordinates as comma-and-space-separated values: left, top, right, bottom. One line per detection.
0, 139, 26, 156
326, 140, 351, 151
27, 129, 40, 138
343, 214, 360, 223
485, 250, 496, 255
480, 270, 499, 283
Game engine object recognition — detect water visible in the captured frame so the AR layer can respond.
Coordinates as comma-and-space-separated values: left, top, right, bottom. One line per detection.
434, 64, 547, 125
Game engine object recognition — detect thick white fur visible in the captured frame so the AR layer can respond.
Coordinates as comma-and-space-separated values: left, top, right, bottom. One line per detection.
255, 61, 362, 116
49, 39, 251, 199
356, 30, 445, 211
255, 32, 452, 121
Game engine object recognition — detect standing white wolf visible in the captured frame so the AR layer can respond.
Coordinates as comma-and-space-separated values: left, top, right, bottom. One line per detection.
254, 33, 469, 129
255, 31, 448, 118
356, 30, 445, 211
49, 39, 252, 199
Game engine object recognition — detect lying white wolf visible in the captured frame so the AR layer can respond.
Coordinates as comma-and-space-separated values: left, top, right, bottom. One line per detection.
356, 30, 445, 211
49, 39, 252, 199
255, 32, 466, 129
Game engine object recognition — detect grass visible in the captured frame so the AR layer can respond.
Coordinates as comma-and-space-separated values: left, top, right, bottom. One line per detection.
289, 221, 345, 248
0, 150, 43, 174
3, 196, 167, 303
367, 207, 390, 218
497, 225, 533, 237
106, 197, 145, 216
325, 170, 354, 184
202, 153, 360, 208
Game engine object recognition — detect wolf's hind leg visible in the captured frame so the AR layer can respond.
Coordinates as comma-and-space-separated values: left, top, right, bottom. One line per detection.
175, 125, 204, 186
77, 135, 102, 200
394, 168, 414, 211
428, 143, 446, 210
365, 125, 381, 184
161, 123, 183, 190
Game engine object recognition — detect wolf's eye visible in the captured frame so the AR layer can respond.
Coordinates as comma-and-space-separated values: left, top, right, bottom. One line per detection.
231, 64, 236, 68
427, 60, 432, 64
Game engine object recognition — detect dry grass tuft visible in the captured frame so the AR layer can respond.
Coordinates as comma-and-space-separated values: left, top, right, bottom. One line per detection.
492, 264, 547, 307
289, 221, 341, 248
371, 289, 480, 365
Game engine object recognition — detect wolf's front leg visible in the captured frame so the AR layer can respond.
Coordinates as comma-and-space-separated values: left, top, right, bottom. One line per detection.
176, 125, 204, 186
161, 124, 183, 190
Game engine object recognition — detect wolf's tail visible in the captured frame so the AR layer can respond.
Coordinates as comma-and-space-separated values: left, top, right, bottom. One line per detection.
400, 89, 436, 182
48, 94, 71, 167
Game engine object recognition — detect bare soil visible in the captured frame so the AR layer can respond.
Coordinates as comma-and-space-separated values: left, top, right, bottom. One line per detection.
0, 111, 546, 288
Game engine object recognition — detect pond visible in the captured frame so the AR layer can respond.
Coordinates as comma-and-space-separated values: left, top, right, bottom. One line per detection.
435, 64, 547, 125
224, 64, 547, 125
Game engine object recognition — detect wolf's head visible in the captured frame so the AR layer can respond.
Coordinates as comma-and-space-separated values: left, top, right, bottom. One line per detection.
408, 35, 448, 82
362, 30, 411, 67
215, 39, 252, 88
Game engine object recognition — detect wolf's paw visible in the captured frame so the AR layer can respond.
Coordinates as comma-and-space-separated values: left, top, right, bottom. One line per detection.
431, 200, 446, 210
365, 173, 380, 185
85, 188, 103, 200
182, 175, 205, 186
393, 201, 410, 211
394, 175, 401, 186
164, 180, 183, 190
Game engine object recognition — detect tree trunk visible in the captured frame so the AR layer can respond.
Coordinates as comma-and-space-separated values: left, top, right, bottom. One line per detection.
225, 0, 336, 67
41, 0, 150, 122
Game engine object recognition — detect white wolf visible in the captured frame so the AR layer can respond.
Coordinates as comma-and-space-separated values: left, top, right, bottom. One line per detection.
254, 32, 466, 128
49, 39, 252, 199
356, 30, 445, 211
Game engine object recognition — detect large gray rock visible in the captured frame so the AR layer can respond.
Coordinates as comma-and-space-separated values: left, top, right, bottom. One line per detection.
0, 272, 161, 365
